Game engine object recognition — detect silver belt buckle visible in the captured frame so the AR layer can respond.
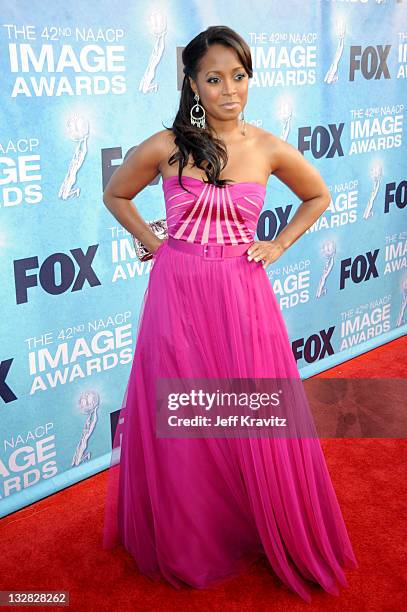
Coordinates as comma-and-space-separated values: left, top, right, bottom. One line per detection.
203, 243, 224, 260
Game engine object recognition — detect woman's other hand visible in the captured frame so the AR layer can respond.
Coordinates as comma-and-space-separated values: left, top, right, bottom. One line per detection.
247, 240, 286, 270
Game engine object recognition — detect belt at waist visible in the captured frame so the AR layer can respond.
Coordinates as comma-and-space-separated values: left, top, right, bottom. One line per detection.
167, 236, 253, 260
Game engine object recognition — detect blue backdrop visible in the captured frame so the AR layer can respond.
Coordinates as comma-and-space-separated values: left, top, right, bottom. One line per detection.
1, 0, 406, 516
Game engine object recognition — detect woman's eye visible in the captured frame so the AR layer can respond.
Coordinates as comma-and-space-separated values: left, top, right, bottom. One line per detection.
207, 73, 246, 84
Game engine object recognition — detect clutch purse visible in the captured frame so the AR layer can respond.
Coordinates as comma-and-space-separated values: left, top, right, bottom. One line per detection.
132, 218, 168, 262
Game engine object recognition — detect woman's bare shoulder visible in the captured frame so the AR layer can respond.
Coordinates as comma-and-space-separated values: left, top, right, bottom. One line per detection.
249, 125, 302, 173
145, 129, 177, 167
124, 128, 177, 175
250, 125, 330, 199
250, 125, 287, 151
137, 128, 175, 154
158, 128, 177, 149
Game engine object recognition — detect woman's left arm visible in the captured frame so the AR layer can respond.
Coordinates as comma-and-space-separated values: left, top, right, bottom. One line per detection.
247, 135, 331, 268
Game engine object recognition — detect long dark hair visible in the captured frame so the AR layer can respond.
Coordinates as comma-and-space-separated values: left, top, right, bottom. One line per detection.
164, 26, 253, 191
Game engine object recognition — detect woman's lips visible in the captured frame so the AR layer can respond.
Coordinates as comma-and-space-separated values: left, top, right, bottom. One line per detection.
220, 102, 239, 109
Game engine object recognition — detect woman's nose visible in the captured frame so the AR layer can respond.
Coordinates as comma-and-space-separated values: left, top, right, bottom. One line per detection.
222, 79, 237, 95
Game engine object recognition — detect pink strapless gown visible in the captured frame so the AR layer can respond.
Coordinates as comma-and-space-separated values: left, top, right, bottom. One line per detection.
103, 175, 358, 603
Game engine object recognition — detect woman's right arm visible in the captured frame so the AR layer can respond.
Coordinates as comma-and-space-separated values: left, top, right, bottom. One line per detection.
103, 129, 169, 254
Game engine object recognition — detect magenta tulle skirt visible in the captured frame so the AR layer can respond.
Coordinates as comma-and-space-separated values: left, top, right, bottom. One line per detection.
102, 239, 358, 603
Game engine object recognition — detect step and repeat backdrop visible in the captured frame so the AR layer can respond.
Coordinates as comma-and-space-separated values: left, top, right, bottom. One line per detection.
1, 1, 406, 516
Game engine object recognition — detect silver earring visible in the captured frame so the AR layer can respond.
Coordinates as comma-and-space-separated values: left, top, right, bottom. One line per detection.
190, 93, 206, 129
240, 110, 246, 136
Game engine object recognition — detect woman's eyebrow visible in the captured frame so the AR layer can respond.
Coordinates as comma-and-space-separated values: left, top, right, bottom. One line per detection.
204, 66, 245, 76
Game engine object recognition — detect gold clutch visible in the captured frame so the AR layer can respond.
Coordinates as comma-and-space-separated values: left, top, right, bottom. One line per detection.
132, 218, 168, 262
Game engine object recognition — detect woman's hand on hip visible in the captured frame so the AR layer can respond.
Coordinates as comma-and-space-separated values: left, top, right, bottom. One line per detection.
247, 240, 286, 270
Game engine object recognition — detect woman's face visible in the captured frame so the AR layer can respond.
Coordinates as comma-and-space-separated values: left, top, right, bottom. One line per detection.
189, 43, 249, 124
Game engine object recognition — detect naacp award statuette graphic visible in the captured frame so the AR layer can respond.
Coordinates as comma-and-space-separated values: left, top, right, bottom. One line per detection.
362, 163, 382, 220
396, 278, 407, 327
138, 12, 167, 94
324, 19, 346, 84
278, 101, 293, 142
316, 240, 336, 298
58, 114, 89, 200
71, 390, 100, 466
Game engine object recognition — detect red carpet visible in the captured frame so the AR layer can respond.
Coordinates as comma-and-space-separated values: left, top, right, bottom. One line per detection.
1, 336, 406, 611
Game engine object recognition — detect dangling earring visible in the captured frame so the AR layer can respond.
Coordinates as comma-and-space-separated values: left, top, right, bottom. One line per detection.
240, 110, 246, 136
190, 93, 206, 129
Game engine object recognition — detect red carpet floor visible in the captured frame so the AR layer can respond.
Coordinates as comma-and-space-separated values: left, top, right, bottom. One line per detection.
1, 336, 406, 611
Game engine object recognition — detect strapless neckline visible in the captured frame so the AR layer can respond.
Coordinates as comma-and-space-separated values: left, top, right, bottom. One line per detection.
162, 174, 267, 191
161, 172, 266, 245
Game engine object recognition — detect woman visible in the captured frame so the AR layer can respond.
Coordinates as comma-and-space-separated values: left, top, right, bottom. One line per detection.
102, 26, 358, 603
